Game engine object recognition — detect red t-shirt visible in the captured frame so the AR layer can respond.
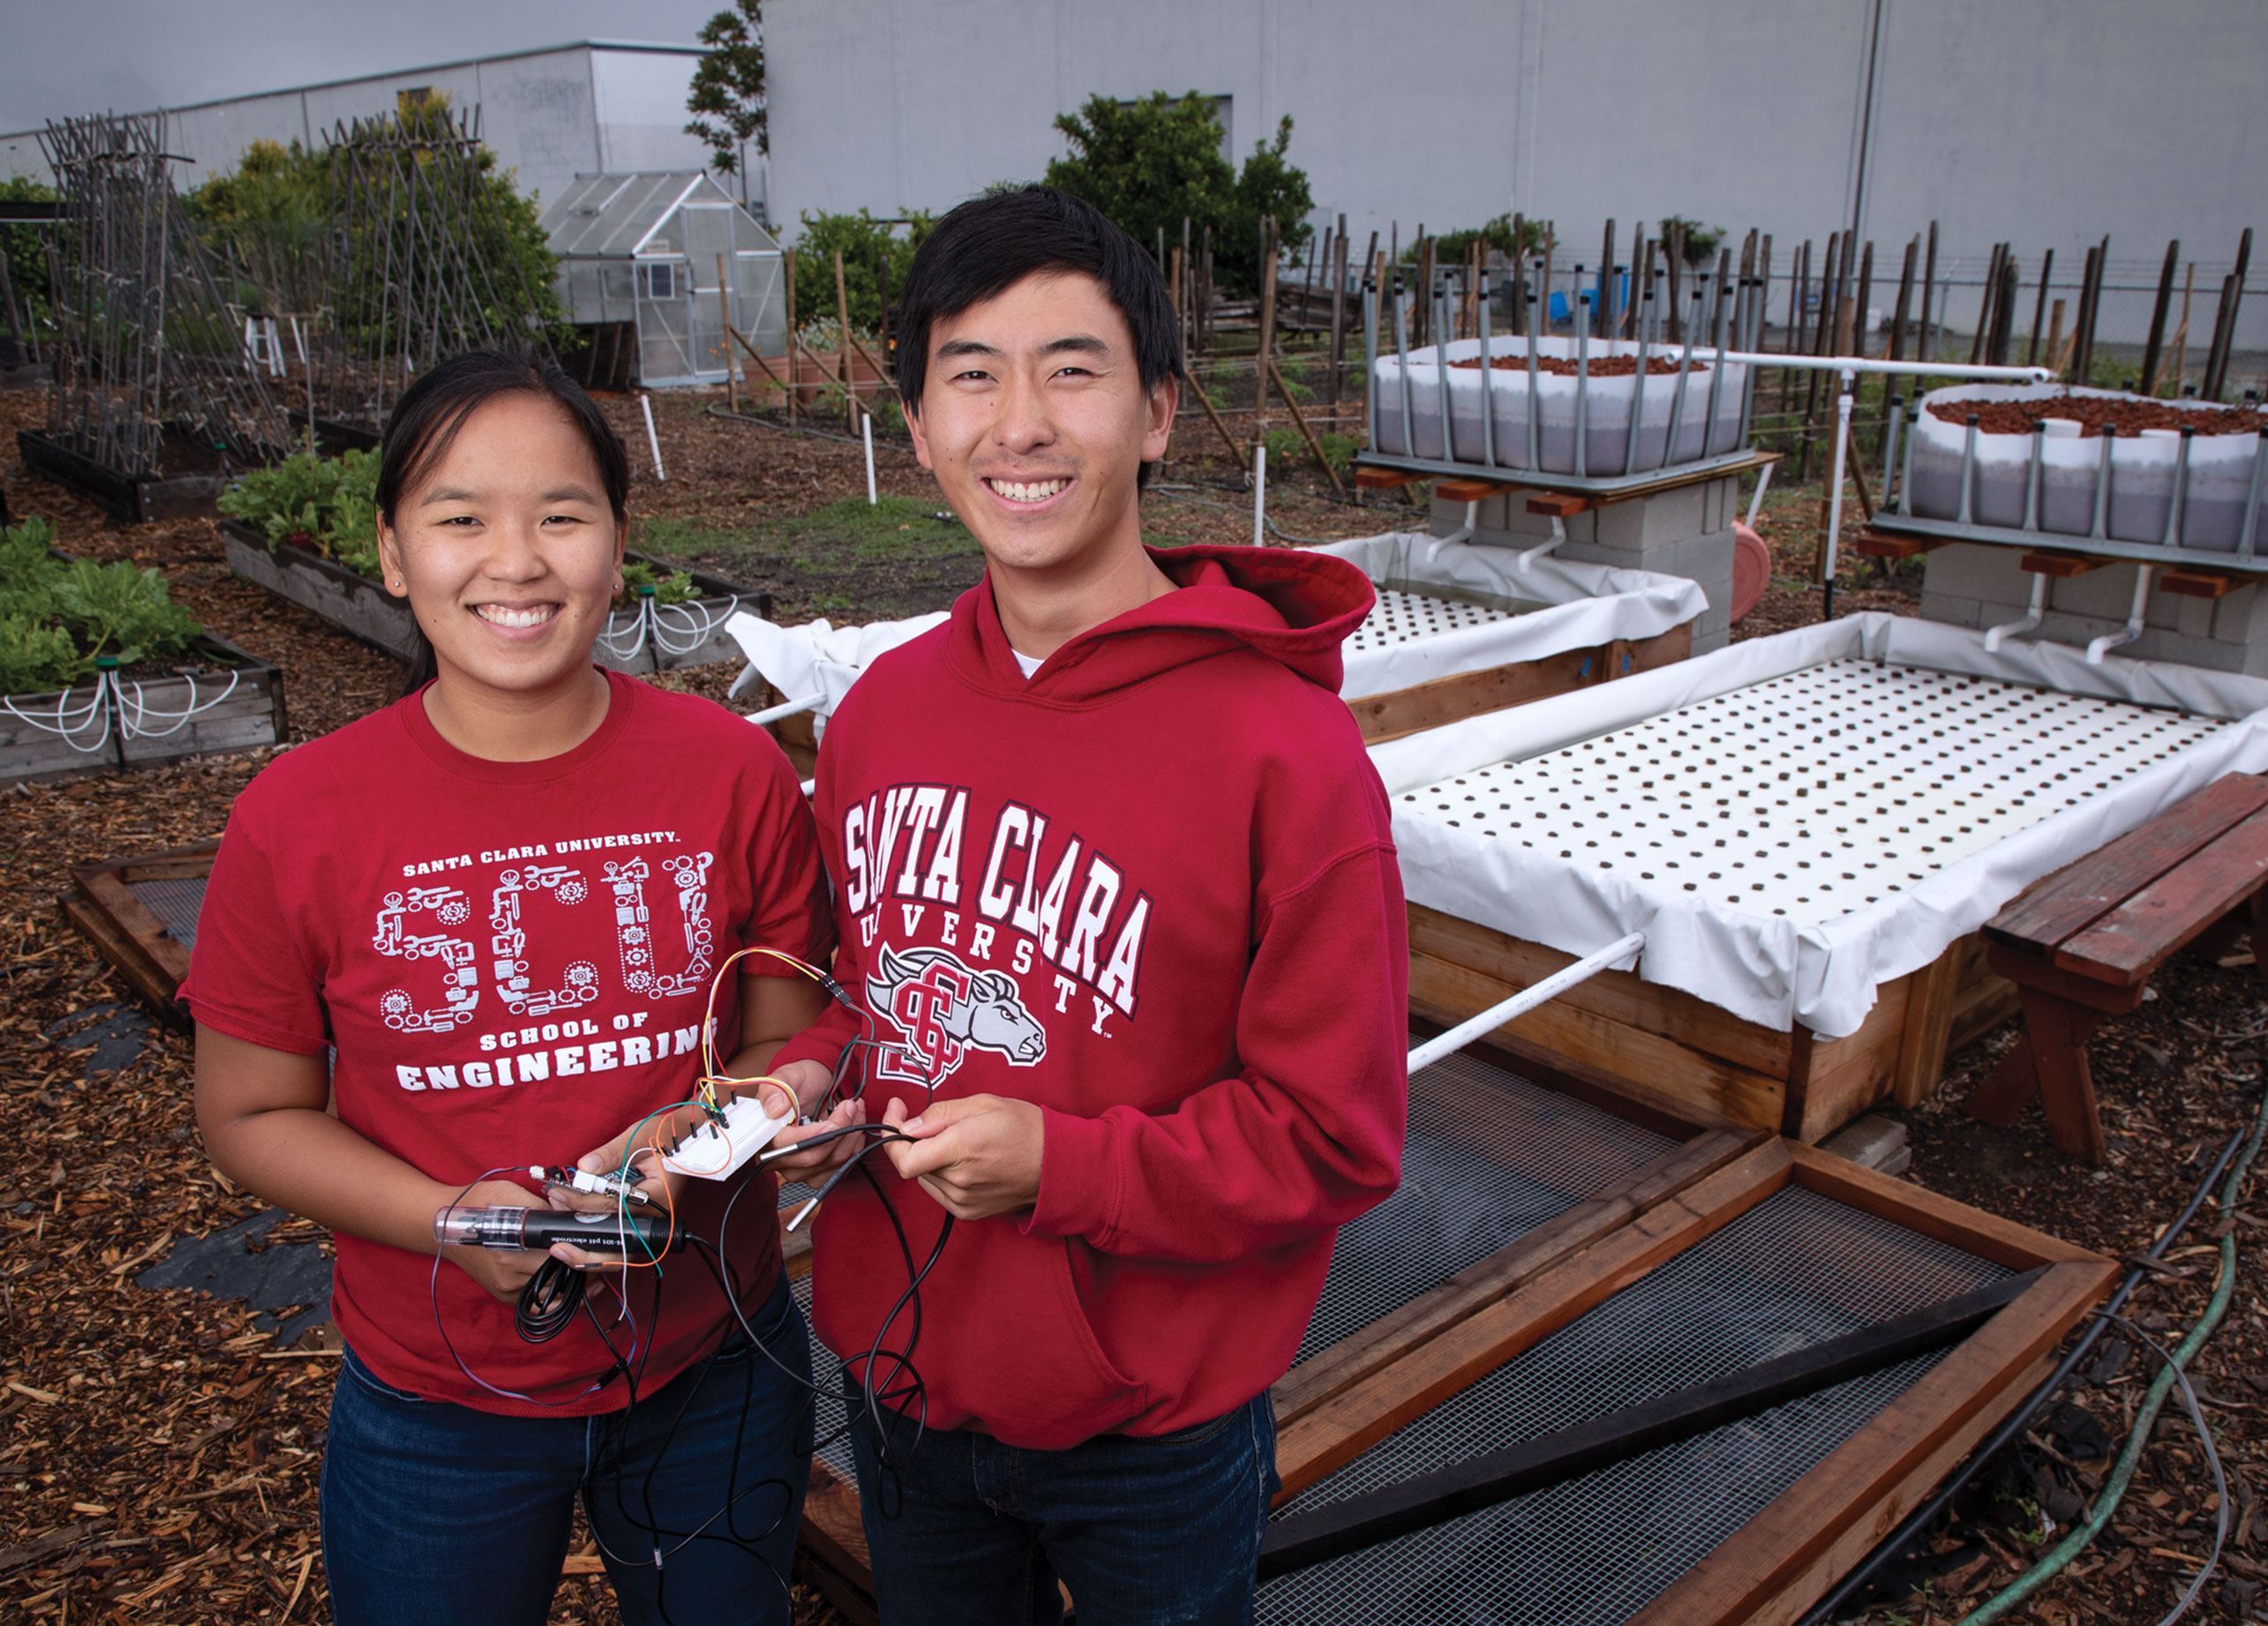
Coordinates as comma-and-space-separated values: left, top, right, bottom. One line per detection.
183, 672, 834, 1415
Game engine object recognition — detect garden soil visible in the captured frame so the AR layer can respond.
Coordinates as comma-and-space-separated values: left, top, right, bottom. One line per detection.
4, 386, 2266, 1624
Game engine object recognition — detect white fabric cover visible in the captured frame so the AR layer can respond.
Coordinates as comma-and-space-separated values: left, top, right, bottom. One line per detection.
1375, 614, 2268, 1039
1307, 532, 1706, 701
725, 609, 947, 740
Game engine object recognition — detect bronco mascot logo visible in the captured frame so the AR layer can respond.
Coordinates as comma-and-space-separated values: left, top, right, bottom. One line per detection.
866, 944, 1046, 1093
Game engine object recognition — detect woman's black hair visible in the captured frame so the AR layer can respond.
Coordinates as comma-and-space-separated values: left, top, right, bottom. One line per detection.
893, 185, 1183, 488
377, 347, 631, 696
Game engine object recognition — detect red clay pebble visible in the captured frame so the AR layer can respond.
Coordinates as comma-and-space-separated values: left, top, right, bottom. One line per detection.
1925, 391, 2262, 438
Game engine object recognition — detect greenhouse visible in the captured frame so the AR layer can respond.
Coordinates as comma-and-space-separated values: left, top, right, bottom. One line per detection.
540, 170, 786, 389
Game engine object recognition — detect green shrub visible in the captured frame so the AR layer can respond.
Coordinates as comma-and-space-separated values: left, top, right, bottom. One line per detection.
0, 517, 203, 691
1044, 93, 1313, 297
218, 448, 381, 577
790, 209, 935, 336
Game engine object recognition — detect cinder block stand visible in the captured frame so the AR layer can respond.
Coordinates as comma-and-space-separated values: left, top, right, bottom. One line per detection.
1437, 474, 1742, 654
1920, 544, 2268, 677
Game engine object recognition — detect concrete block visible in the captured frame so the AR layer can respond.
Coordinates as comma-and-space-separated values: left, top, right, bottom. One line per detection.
1594, 483, 1706, 550
1819, 1113, 1911, 1176
1692, 623, 1731, 655
2213, 583, 2267, 643
1921, 543, 2025, 605
1919, 592, 1983, 629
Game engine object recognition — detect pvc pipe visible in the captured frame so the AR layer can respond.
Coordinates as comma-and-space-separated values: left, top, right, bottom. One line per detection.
862, 412, 876, 506
1823, 377, 1855, 619
1984, 571, 2049, 651
1406, 932, 1646, 1076
1252, 442, 1267, 546
1427, 500, 1480, 562
2086, 566, 2154, 665
1516, 514, 1569, 573
1705, 351, 2049, 383
744, 693, 824, 726
1746, 460, 1774, 530
641, 393, 666, 483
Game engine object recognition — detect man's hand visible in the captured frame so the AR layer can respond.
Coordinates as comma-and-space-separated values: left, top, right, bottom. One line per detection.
757, 1059, 869, 1181
878, 1094, 1044, 1220
439, 1177, 555, 1301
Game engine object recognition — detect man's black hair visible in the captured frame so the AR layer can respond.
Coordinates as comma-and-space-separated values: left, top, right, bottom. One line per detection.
894, 185, 1182, 484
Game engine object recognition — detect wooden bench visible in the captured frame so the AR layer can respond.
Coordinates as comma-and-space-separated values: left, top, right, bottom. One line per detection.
1968, 773, 2268, 1162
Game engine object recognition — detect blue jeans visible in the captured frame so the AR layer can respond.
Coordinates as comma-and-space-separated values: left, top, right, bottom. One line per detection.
321, 1273, 812, 1626
849, 1393, 1279, 1626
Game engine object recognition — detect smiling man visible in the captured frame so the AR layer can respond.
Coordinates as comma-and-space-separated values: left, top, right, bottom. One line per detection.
763, 186, 1408, 1625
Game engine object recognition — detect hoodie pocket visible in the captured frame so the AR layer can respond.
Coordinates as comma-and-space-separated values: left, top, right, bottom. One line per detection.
815, 1206, 1146, 1450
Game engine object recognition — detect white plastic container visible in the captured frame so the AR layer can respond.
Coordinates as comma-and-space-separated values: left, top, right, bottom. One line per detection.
1370, 335, 1750, 476
1905, 384, 2268, 553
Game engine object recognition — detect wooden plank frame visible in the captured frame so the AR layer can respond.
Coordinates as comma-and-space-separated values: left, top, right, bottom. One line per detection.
64, 839, 221, 1021
1407, 904, 2014, 1142
1348, 622, 1693, 746
789, 1075, 1759, 1623
1621, 1146, 2114, 1625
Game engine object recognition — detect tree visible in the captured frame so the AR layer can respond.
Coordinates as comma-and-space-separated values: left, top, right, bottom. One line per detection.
1220, 116, 1313, 294
1424, 214, 1548, 266
686, 2, 767, 175
1659, 216, 1725, 267
789, 208, 935, 335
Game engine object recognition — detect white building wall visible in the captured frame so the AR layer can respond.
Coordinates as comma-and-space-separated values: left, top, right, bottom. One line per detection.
766, 0, 2265, 349
0, 41, 719, 215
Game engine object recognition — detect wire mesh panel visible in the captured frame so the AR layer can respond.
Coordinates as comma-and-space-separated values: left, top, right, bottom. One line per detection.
1398, 658, 2230, 925
789, 1048, 1678, 1483
1257, 1187, 2009, 1626
1295, 1051, 1673, 1364
128, 876, 208, 949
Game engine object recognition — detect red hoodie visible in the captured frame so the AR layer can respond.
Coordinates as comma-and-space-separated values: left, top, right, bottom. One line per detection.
773, 543, 1408, 1450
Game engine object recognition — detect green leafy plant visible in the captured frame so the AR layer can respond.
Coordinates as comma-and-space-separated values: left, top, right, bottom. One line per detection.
1044, 94, 1313, 297
1423, 214, 1549, 266
218, 448, 382, 577
620, 559, 698, 605
685, 1, 768, 176
1, 174, 55, 336
0, 517, 203, 690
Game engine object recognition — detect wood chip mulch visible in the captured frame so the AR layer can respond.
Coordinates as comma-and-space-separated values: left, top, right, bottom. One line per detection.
7, 382, 2268, 1625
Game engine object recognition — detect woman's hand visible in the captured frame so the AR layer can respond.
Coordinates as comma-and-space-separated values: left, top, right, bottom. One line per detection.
439, 1177, 559, 1301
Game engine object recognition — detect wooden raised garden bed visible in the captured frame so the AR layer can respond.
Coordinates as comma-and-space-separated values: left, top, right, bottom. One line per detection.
0, 633, 286, 791
19, 428, 228, 523
1405, 904, 2019, 1142
783, 1042, 2109, 1624
219, 520, 770, 672
63, 838, 219, 1021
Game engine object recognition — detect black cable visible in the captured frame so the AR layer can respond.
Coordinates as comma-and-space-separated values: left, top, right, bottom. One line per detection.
516, 1256, 586, 1342
1800, 1122, 2248, 1623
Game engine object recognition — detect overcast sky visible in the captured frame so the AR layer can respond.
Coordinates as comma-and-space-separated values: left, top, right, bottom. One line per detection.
0, 0, 724, 133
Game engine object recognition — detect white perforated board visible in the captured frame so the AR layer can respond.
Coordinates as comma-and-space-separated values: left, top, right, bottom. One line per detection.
1375, 614, 2268, 1037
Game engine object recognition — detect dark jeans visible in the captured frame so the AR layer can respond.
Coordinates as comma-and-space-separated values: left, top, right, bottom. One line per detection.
321, 1273, 812, 1626
849, 1392, 1280, 1626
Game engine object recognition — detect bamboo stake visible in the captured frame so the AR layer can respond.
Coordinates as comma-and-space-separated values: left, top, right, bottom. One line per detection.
784, 247, 798, 427
2141, 238, 2180, 395
717, 253, 739, 413
1190, 371, 1249, 466
833, 248, 855, 426
1265, 355, 1345, 495
2167, 262, 2196, 395
1256, 215, 1278, 421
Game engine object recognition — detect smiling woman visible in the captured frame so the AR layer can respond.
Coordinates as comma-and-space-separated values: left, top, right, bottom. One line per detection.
373, 351, 631, 761
184, 348, 840, 1626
